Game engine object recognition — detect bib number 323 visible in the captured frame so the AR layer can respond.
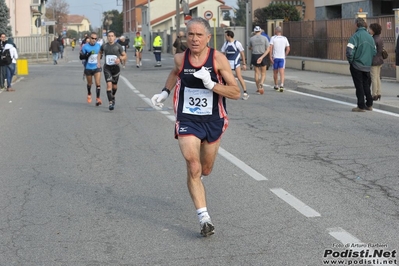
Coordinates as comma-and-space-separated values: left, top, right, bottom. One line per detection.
183, 87, 213, 116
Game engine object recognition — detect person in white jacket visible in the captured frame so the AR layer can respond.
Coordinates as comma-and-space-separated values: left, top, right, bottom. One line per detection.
4, 38, 18, 91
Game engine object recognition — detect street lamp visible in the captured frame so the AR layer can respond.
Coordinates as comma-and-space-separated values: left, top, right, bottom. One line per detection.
93, 8, 102, 36
94, 3, 104, 36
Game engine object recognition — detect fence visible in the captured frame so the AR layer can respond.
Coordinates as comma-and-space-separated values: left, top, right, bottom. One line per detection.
13, 34, 55, 60
283, 15, 396, 77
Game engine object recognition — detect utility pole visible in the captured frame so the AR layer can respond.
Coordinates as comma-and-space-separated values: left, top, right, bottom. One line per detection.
176, 0, 180, 36
246, 0, 252, 66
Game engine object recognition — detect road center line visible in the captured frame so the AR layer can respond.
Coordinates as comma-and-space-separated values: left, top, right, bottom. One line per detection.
218, 147, 267, 181
270, 188, 321, 217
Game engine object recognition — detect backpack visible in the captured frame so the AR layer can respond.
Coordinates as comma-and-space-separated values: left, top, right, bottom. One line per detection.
0, 49, 12, 66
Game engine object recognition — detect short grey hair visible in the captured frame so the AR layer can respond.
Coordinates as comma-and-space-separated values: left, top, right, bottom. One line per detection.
187, 17, 211, 35
355, 17, 367, 28
275, 26, 282, 33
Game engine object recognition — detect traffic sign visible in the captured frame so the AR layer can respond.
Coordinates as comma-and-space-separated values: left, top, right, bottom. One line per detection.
204, 10, 213, 20
184, 15, 192, 25
35, 18, 41, 28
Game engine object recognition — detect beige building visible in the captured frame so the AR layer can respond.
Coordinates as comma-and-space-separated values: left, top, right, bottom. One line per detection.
63, 15, 91, 35
122, 0, 232, 34
5, 0, 48, 37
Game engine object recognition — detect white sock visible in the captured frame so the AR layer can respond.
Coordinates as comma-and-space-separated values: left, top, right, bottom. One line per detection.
197, 207, 210, 222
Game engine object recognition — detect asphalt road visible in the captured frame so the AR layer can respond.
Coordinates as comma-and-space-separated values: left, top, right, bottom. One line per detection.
0, 48, 397, 266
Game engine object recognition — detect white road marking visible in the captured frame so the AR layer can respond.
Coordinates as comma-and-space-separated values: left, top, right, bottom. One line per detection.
270, 188, 321, 217
218, 147, 267, 181
327, 227, 394, 266
328, 227, 362, 244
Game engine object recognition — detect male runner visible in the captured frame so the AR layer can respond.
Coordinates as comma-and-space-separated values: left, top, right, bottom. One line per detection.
221, 30, 248, 100
80, 32, 102, 106
134, 32, 145, 68
117, 36, 129, 68
97, 31, 127, 111
269, 26, 290, 92
151, 18, 240, 237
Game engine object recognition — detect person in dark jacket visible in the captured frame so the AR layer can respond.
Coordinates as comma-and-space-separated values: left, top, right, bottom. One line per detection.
346, 18, 376, 112
57, 35, 64, 59
396, 35, 399, 98
0, 33, 7, 89
173, 31, 187, 54
49, 37, 61, 65
369, 23, 384, 101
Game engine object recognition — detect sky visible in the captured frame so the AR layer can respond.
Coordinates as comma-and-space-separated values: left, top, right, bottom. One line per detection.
66, 0, 237, 28
67, 0, 122, 28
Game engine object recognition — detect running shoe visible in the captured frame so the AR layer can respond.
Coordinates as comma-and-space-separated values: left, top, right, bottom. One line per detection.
87, 95, 92, 103
136, 64, 139, 68
200, 217, 215, 237
274, 85, 279, 91
109, 101, 114, 111
242, 92, 249, 100
279, 85, 284, 92
96, 98, 102, 106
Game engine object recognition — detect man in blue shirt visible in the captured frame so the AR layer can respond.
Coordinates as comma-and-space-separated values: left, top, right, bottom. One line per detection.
81, 32, 103, 106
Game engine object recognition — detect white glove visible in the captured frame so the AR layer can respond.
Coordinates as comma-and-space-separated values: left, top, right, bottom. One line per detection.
193, 66, 216, 90
151, 90, 169, 108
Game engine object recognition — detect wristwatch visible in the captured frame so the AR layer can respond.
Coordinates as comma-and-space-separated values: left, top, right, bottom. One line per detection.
162, 87, 170, 95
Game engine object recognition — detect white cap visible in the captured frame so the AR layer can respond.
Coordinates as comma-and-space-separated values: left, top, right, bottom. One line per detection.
254, 26, 261, 32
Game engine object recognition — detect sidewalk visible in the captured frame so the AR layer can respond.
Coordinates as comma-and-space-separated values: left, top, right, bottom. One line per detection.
240, 68, 399, 114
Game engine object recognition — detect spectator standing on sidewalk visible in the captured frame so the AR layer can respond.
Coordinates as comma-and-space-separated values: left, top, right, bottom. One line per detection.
0, 33, 8, 90
153, 33, 163, 67
4, 38, 18, 91
249, 26, 270, 95
396, 35, 399, 98
346, 18, 376, 112
221, 30, 249, 100
269, 26, 290, 92
173, 31, 188, 54
369, 23, 384, 101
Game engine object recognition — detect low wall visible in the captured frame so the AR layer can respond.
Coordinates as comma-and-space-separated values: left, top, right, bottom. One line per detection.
286, 56, 351, 76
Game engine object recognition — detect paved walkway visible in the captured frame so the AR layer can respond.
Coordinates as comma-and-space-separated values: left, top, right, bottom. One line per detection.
240, 67, 399, 114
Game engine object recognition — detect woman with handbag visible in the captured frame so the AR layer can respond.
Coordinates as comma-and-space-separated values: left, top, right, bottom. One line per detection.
369, 23, 384, 101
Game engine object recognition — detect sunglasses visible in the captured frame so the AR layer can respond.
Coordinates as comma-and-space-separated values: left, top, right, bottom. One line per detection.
90, 37, 97, 40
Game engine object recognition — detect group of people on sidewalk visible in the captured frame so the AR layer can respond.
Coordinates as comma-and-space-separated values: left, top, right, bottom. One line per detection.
0, 32, 18, 91
346, 17, 386, 112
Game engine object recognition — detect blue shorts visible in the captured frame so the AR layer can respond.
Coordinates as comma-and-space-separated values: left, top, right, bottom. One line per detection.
273, 58, 285, 69
175, 118, 228, 143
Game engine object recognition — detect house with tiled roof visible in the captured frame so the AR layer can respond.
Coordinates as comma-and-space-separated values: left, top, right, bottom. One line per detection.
63, 15, 91, 35
122, 0, 232, 34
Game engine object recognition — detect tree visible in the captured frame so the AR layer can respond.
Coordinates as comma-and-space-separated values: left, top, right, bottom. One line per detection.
46, 0, 69, 34
103, 10, 123, 36
254, 3, 301, 25
223, 11, 231, 21
66, 29, 77, 39
0, 0, 12, 37
233, 0, 247, 27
